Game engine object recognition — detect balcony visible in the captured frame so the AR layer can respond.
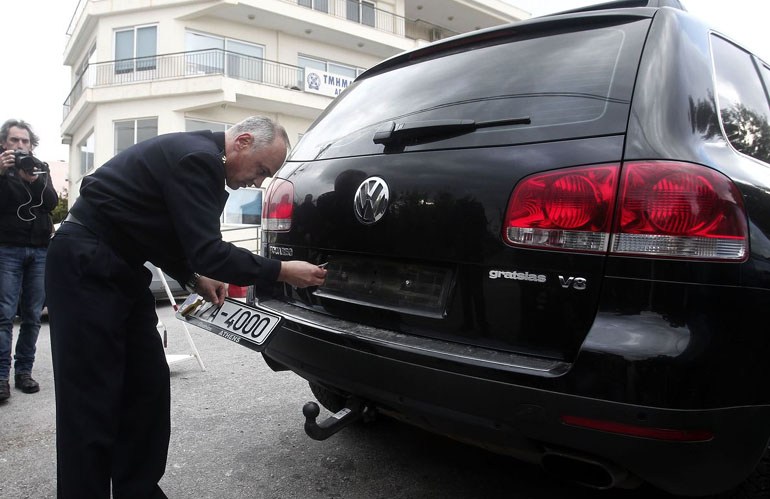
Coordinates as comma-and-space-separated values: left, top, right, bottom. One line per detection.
63, 49, 314, 120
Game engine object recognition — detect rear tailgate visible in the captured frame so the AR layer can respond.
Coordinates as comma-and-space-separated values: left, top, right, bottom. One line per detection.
263, 12, 653, 361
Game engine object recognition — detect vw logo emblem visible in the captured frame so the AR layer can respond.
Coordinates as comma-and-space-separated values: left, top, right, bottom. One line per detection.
354, 176, 389, 225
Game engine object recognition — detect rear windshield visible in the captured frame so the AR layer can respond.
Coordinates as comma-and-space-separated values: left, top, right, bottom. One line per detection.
291, 17, 651, 161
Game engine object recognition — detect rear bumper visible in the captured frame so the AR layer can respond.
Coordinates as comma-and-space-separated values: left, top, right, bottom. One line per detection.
258, 298, 770, 496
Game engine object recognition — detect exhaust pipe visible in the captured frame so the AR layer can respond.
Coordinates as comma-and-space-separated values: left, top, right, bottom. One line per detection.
541, 449, 635, 490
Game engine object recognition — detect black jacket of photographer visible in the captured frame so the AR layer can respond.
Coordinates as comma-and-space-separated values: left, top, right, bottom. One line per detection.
0, 168, 58, 247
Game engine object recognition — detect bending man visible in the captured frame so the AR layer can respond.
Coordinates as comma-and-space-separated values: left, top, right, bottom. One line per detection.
46, 116, 326, 499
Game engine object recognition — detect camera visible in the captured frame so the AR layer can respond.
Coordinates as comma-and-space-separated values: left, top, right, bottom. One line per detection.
4, 149, 48, 175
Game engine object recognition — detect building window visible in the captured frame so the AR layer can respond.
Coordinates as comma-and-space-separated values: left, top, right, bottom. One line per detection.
185, 119, 229, 133
328, 62, 358, 80
79, 132, 95, 176
226, 39, 264, 81
298, 55, 326, 77
346, 0, 375, 27
185, 31, 223, 74
298, 55, 364, 91
115, 25, 157, 74
185, 31, 264, 81
298, 0, 328, 13
77, 44, 96, 78
114, 118, 158, 155
76, 44, 97, 90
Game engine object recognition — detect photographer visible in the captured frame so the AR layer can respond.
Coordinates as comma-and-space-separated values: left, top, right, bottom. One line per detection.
0, 119, 58, 402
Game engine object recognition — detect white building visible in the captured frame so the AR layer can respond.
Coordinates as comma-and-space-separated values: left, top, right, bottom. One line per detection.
61, 0, 527, 247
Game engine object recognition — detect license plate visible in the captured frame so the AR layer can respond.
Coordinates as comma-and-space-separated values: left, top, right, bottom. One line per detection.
175, 295, 281, 352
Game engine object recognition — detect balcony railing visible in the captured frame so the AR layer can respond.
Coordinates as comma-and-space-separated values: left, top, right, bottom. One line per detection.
63, 49, 307, 119
284, 0, 457, 41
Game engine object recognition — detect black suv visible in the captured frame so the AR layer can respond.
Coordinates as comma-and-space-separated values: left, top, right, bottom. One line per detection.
253, 0, 770, 496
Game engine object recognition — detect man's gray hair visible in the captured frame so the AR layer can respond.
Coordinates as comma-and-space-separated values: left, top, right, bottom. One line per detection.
0, 119, 40, 148
226, 116, 290, 150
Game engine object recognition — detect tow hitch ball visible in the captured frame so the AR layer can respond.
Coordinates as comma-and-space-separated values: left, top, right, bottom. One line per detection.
302, 399, 371, 441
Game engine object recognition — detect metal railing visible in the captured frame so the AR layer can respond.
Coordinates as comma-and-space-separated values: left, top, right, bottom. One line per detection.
64, 49, 306, 119
222, 224, 262, 255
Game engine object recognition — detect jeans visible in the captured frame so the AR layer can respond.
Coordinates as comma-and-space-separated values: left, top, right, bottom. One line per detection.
0, 245, 47, 380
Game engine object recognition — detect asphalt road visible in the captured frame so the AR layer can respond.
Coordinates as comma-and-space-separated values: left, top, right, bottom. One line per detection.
0, 302, 674, 499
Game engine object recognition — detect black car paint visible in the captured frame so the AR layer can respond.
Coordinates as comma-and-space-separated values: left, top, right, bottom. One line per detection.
279, 137, 626, 360
255, 5, 770, 496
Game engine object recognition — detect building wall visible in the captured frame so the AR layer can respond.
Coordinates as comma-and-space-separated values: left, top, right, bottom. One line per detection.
47, 160, 69, 197
63, 0, 522, 203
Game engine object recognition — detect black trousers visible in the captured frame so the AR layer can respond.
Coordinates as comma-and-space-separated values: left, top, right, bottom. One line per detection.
46, 222, 170, 499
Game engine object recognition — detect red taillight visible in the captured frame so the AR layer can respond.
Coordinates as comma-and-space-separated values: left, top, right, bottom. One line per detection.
503, 161, 748, 261
503, 165, 619, 252
263, 178, 294, 232
561, 415, 713, 442
612, 161, 748, 261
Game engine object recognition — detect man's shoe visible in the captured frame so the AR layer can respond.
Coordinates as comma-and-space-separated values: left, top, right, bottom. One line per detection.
0, 379, 9, 401
14, 373, 40, 394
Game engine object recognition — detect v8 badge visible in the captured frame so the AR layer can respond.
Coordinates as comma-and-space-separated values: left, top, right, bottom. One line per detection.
559, 276, 587, 290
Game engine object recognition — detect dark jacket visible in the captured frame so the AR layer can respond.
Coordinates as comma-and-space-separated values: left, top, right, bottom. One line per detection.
71, 130, 281, 288
0, 169, 58, 247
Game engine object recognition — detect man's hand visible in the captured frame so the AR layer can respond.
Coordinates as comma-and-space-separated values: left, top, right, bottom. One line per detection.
17, 169, 39, 183
194, 275, 226, 305
0, 149, 15, 175
278, 261, 328, 288
0, 151, 39, 182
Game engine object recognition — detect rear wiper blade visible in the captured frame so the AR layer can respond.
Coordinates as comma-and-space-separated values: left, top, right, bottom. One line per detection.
372, 116, 531, 146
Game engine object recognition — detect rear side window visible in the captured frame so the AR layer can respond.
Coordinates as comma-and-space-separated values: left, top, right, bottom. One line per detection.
291, 18, 650, 160
712, 35, 770, 164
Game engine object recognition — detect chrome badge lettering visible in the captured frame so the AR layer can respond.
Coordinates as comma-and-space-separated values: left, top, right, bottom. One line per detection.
559, 276, 587, 290
488, 270, 547, 283
354, 176, 389, 225
269, 246, 294, 257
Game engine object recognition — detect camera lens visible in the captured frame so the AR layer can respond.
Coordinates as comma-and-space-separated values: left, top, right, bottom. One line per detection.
14, 151, 44, 174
